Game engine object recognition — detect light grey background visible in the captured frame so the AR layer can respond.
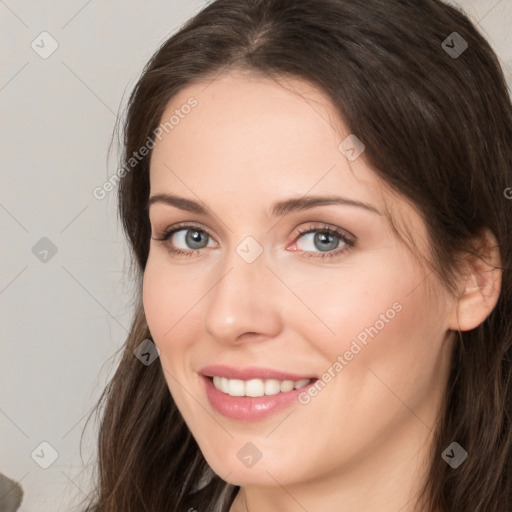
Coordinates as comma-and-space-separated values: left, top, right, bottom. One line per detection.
1, 1, 510, 511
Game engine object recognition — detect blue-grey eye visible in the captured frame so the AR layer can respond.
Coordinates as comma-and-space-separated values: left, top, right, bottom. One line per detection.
173, 228, 213, 250
296, 231, 343, 252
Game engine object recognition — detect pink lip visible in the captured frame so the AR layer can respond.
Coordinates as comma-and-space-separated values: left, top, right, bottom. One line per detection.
199, 365, 318, 421
199, 364, 317, 381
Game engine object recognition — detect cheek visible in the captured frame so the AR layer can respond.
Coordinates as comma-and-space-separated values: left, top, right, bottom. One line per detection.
279, 250, 413, 358
308, 265, 449, 427
142, 257, 200, 409
142, 255, 200, 343
142, 259, 169, 340
286, 246, 447, 391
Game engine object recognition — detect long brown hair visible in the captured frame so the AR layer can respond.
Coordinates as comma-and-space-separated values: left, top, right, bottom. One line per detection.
79, 0, 512, 510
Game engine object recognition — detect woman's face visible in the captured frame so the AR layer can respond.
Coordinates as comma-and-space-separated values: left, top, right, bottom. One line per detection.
143, 71, 456, 490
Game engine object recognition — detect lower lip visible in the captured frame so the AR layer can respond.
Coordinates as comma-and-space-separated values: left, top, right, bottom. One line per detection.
202, 375, 316, 421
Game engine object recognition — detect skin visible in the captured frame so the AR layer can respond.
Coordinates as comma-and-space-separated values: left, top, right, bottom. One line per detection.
143, 70, 501, 512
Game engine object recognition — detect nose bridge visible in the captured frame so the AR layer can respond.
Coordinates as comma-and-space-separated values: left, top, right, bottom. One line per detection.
204, 237, 282, 343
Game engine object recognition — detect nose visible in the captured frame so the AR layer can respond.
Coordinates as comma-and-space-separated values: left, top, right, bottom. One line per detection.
203, 244, 283, 346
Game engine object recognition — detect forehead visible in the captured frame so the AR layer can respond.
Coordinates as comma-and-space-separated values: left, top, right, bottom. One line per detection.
150, 71, 379, 201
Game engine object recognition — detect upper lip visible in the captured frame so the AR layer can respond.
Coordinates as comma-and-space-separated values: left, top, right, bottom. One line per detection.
200, 364, 317, 381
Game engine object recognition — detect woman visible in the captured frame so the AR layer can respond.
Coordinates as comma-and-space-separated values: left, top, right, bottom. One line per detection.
80, 0, 512, 510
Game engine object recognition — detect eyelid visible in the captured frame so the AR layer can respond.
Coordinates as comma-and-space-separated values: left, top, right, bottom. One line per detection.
152, 221, 218, 243
292, 222, 355, 243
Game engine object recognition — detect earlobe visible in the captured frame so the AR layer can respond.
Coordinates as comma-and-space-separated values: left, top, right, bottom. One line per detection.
449, 230, 502, 332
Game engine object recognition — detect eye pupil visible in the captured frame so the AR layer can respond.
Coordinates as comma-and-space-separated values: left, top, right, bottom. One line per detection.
315, 232, 338, 252
186, 230, 207, 249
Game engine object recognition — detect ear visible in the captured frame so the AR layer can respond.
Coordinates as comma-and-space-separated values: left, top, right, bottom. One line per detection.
448, 228, 502, 332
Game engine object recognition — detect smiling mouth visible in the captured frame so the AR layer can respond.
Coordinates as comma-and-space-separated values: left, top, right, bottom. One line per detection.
209, 376, 315, 397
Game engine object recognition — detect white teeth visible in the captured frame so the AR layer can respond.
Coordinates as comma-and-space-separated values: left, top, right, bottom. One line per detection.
294, 379, 311, 389
280, 380, 295, 392
211, 376, 313, 397
246, 379, 264, 397
227, 378, 245, 396
264, 379, 281, 395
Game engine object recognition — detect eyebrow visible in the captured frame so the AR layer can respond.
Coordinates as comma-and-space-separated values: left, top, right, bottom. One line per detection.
147, 193, 381, 217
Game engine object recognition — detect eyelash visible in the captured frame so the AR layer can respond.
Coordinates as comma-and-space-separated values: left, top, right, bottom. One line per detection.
152, 222, 356, 260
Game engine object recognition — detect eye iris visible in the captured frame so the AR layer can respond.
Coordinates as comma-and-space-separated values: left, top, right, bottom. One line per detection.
315, 232, 339, 252
186, 230, 207, 249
